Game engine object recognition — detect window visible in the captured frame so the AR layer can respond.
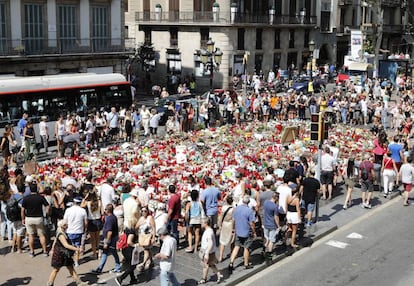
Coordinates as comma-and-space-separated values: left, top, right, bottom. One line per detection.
144, 29, 151, 45
289, 30, 295, 48
124, 0, 128, 12
304, 30, 310, 48
255, 54, 263, 73
200, 28, 209, 48
287, 52, 297, 70
321, 0, 331, 32
273, 53, 281, 70
275, 0, 282, 16
0, 3, 6, 55
237, 28, 245, 50
289, 0, 297, 17
167, 50, 181, 74
256, 28, 262, 50
59, 5, 77, 52
170, 28, 178, 48
274, 30, 280, 49
24, 4, 44, 54
92, 6, 109, 51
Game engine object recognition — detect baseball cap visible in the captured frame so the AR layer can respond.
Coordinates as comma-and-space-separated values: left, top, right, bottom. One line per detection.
157, 226, 169, 236
73, 196, 83, 203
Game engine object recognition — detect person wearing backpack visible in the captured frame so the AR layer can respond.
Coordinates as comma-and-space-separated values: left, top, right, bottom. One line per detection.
359, 153, 376, 209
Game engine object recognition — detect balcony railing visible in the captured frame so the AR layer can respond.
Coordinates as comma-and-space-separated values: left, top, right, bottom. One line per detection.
0, 38, 135, 57
382, 0, 401, 7
136, 11, 317, 25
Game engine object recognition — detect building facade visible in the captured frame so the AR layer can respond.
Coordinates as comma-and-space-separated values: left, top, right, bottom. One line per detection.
0, 0, 132, 76
127, 0, 339, 92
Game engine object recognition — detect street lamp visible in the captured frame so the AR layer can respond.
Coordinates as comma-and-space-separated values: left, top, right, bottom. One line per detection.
138, 43, 156, 92
309, 40, 315, 81
197, 37, 223, 92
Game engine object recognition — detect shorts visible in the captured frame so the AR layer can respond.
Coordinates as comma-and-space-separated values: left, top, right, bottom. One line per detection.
25, 217, 45, 236
67, 233, 83, 247
320, 171, 334, 185
207, 213, 218, 229
88, 219, 103, 232
360, 180, 373, 192
286, 211, 300, 224
264, 228, 277, 243
403, 183, 413, 192
344, 178, 355, 188
302, 201, 315, 213
234, 236, 253, 249
206, 252, 218, 266
109, 127, 119, 136
13, 221, 26, 237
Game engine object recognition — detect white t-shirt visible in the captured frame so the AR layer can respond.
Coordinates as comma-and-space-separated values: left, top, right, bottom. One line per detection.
277, 184, 292, 215
98, 183, 115, 211
321, 153, 335, 171
39, 121, 47, 136
400, 163, 414, 184
200, 227, 216, 254
64, 205, 87, 234
123, 196, 139, 227
154, 211, 168, 233
330, 146, 339, 163
159, 235, 176, 272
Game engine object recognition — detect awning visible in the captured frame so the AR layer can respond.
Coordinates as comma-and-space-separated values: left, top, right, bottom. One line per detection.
348, 62, 373, 71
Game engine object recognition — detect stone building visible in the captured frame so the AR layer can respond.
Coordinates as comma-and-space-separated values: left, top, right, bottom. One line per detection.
0, 0, 132, 76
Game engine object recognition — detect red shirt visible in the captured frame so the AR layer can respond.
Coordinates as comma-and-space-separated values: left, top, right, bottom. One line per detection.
168, 193, 181, 221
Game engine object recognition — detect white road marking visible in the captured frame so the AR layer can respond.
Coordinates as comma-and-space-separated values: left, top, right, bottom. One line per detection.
347, 232, 364, 239
326, 240, 349, 249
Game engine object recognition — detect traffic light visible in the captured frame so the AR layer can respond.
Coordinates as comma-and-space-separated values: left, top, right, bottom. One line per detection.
310, 113, 320, 141
323, 111, 332, 140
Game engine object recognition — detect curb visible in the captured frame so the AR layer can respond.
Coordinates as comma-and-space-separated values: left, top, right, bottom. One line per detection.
226, 225, 338, 286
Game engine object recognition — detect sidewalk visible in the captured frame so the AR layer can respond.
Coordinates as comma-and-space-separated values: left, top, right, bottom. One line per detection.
0, 184, 400, 286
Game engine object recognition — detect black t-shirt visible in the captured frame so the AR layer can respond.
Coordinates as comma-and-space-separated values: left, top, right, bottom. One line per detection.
301, 177, 320, 203
22, 193, 49, 217
284, 167, 299, 184
103, 214, 119, 247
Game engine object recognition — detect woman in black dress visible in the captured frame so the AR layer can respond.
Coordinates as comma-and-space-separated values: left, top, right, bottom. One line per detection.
124, 111, 133, 142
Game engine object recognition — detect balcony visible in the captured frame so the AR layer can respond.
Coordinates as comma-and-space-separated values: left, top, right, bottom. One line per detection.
0, 38, 135, 57
338, 0, 353, 5
382, 0, 401, 7
136, 11, 317, 26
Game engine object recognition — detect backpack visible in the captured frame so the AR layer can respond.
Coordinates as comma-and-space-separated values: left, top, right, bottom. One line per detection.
360, 162, 369, 181
6, 196, 22, 222
116, 232, 128, 250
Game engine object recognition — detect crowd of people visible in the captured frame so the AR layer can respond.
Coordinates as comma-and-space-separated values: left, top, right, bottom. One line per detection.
0, 68, 414, 285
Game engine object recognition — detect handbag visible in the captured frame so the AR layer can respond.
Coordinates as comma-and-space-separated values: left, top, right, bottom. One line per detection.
138, 232, 152, 247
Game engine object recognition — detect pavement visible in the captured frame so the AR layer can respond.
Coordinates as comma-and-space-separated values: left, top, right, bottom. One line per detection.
0, 183, 402, 286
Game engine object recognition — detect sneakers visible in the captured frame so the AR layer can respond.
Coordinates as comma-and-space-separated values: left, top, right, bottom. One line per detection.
43, 252, 49, 257
29, 252, 35, 258
361, 203, 372, 209
306, 221, 313, 227
109, 268, 121, 273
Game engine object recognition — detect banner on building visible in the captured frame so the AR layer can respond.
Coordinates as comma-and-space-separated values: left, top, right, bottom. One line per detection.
350, 30, 363, 60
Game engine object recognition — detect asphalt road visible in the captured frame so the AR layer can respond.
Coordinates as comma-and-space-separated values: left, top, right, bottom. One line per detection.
238, 199, 414, 286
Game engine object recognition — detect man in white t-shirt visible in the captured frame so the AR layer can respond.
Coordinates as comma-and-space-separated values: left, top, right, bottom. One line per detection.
64, 197, 87, 267
399, 156, 414, 206
39, 116, 49, 153
320, 146, 336, 200
155, 226, 180, 286
98, 176, 116, 214
276, 180, 293, 225
123, 188, 140, 228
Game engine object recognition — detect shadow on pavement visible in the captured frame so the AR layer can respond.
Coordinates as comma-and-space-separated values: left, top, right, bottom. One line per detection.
0, 277, 32, 286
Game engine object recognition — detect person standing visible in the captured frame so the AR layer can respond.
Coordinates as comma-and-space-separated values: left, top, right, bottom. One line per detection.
106, 107, 119, 141
155, 226, 180, 286
228, 195, 257, 273
342, 158, 356, 210
388, 136, 404, 170
140, 105, 151, 137
84, 114, 95, 148
21, 181, 50, 257
55, 115, 66, 156
359, 153, 376, 209
165, 185, 181, 242
17, 112, 28, 149
136, 206, 156, 271
47, 219, 87, 286
39, 116, 49, 153
81, 190, 101, 259
23, 120, 35, 161
98, 176, 115, 214
185, 189, 203, 253
0, 125, 12, 167
198, 217, 223, 284
262, 192, 280, 259
64, 196, 87, 267
200, 176, 221, 240
320, 146, 335, 200
92, 204, 121, 274
285, 186, 301, 248
300, 169, 320, 225
399, 156, 414, 206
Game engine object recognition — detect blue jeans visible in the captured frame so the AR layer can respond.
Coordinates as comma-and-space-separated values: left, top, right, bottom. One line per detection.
168, 219, 179, 242
0, 202, 13, 240
341, 108, 348, 124
96, 247, 120, 272
160, 270, 180, 286
309, 105, 317, 115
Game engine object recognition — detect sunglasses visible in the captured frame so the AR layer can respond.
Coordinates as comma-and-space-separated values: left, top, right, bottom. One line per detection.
141, 209, 148, 212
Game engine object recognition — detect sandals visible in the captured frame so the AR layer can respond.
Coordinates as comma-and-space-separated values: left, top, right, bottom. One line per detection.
217, 273, 224, 284
197, 279, 207, 285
